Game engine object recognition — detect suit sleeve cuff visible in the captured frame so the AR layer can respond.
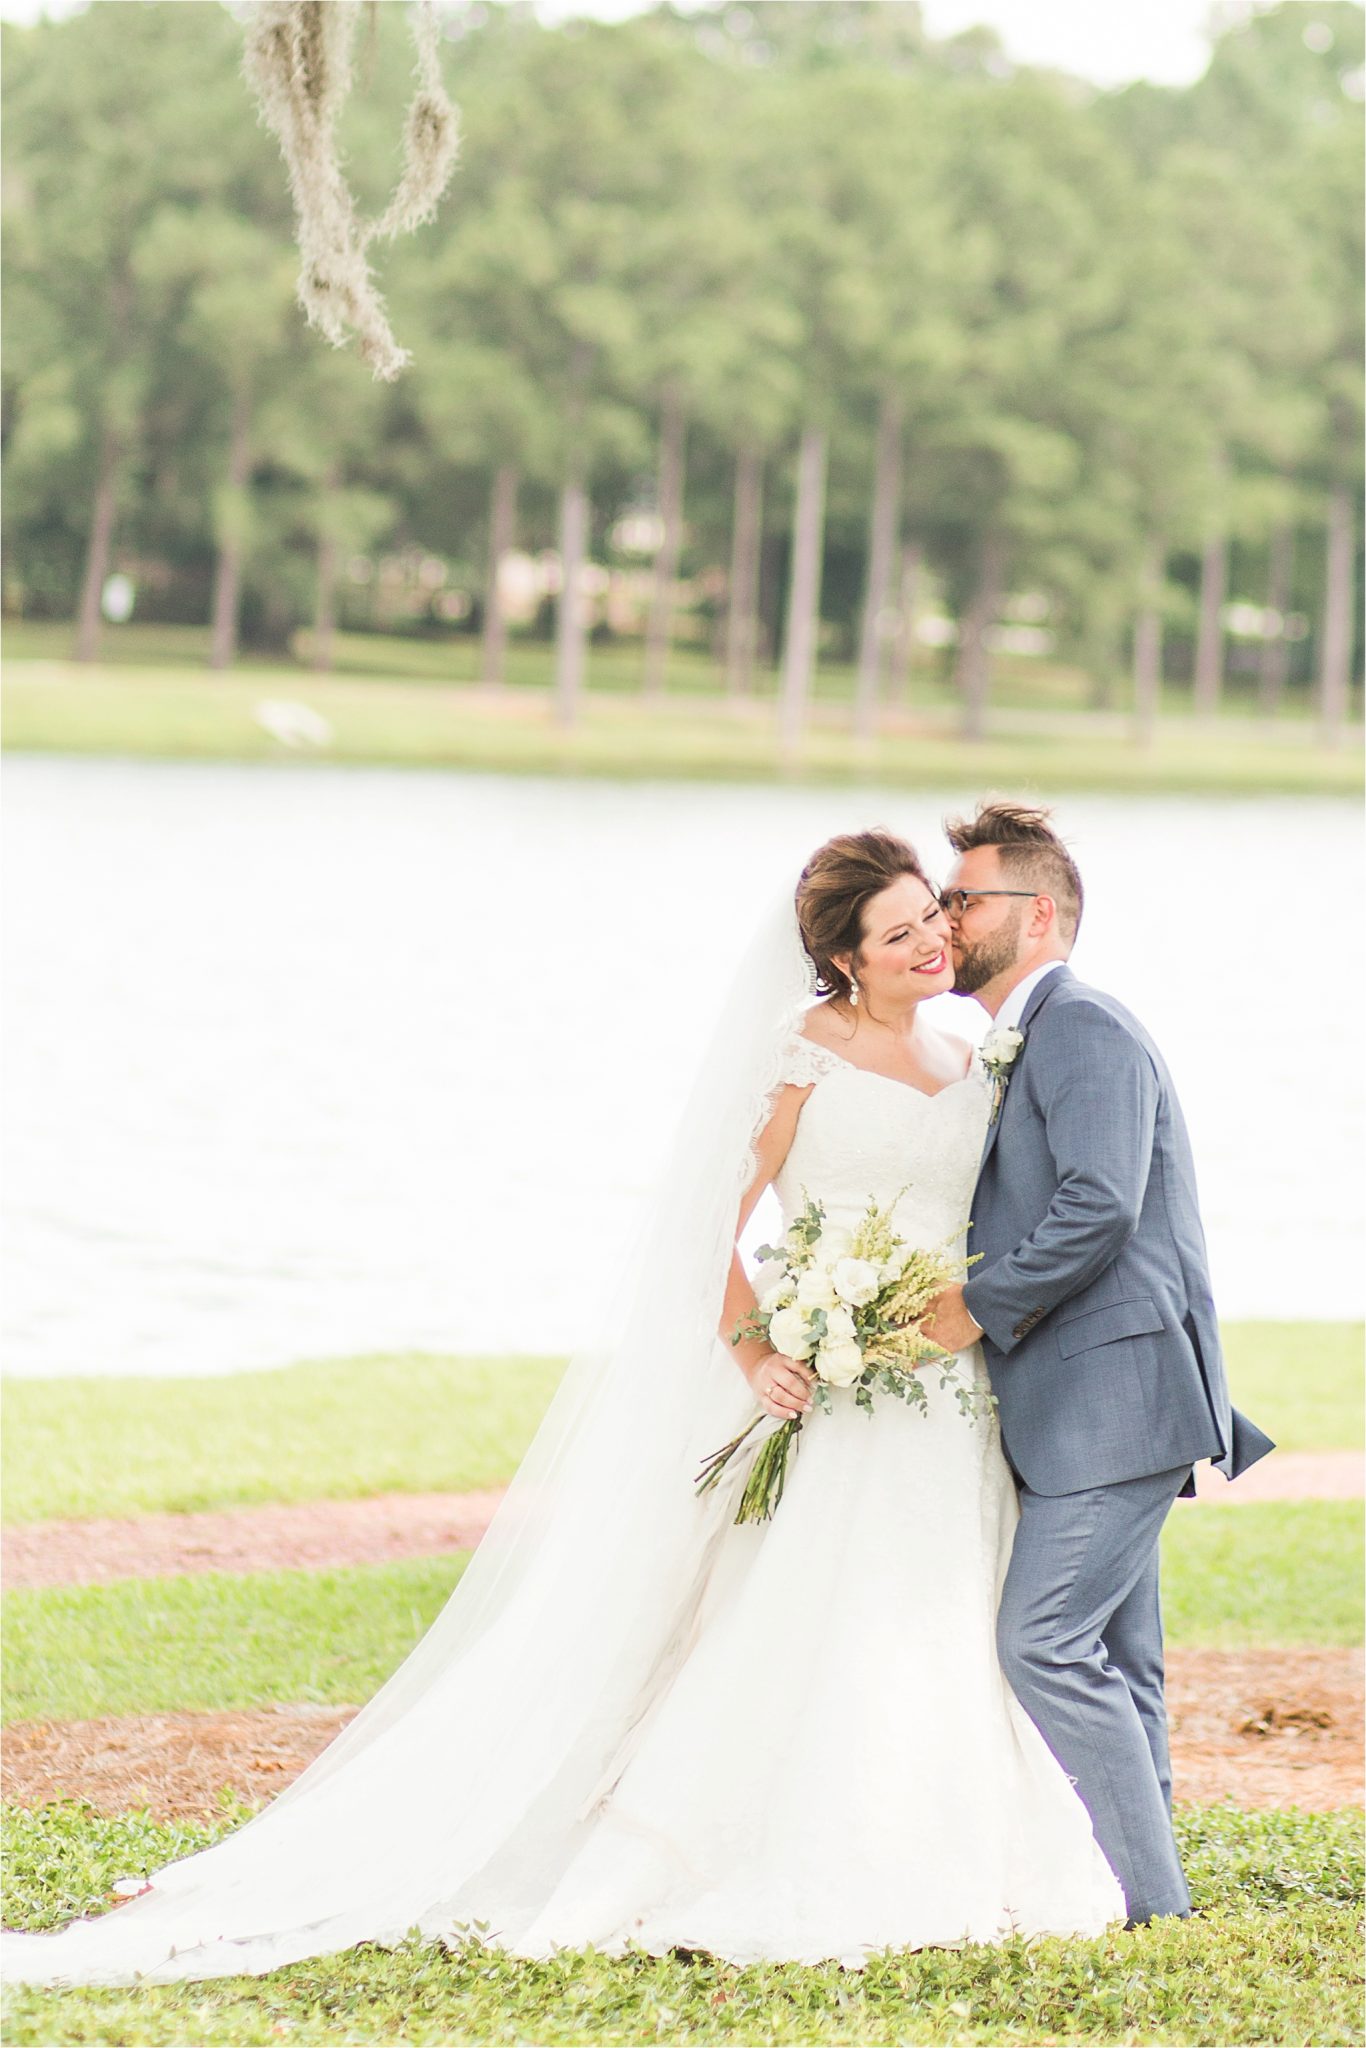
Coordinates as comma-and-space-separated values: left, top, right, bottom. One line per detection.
962, 1273, 1023, 1355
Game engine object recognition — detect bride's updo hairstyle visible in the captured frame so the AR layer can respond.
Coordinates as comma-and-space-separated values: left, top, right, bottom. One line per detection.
795, 828, 930, 1004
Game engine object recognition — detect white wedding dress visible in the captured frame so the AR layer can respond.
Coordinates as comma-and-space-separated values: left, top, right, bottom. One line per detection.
3, 927, 1123, 1989
509, 1040, 1124, 1962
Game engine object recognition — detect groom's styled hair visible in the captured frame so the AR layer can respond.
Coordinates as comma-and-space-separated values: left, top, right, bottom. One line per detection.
944, 801, 1084, 943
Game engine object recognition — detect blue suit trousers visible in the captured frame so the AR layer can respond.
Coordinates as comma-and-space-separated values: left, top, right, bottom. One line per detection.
997, 1462, 1193, 1924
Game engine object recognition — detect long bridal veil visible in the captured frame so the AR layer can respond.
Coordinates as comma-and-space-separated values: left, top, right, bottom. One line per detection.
4, 895, 817, 1988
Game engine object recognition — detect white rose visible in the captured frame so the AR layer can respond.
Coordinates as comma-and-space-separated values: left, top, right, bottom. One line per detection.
982, 1025, 1024, 1067
769, 1303, 818, 1359
796, 1265, 838, 1311
811, 1225, 852, 1265
832, 1255, 881, 1307
824, 1303, 857, 1342
816, 1336, 865, 1388
753, 1260, 792, 1309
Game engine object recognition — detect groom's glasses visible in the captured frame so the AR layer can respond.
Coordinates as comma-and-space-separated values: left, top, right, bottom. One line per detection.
938, 888, 1038, 922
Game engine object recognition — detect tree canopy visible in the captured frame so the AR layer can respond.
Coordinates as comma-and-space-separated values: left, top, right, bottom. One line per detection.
2, 0, 1360, 726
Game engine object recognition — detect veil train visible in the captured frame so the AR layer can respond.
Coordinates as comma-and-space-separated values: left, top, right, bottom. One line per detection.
3, 897, 816, 1988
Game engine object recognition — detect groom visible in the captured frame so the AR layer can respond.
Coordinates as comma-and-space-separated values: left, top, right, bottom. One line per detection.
923, 800, 1273, 1928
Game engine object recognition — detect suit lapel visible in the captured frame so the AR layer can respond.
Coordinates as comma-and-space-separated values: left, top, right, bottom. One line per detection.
1018, 961, 1073, 1031
976, 964, 1074, 1173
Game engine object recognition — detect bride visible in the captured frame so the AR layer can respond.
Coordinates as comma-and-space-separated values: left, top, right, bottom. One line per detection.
3, 828, 1123, 1988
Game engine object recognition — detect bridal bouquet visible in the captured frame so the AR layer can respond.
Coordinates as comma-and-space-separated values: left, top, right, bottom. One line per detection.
696, 1194, 991, 1524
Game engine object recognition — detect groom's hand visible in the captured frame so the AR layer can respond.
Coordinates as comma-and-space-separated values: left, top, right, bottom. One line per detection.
921, 1285, 984, 1356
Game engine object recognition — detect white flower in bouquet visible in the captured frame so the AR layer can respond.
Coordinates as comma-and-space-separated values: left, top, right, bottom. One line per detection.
832, 1255, 880, 1306
810, 1225, 852, 1265
754, 1261, 792, 1309
824, 1303, 857, 1343
817, 1336, 864, 1387
769, 1302, 818, 1359
796, 1265, 838, 1311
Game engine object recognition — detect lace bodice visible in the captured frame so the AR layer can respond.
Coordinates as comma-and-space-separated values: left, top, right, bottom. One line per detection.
773, 1035, 991, 1254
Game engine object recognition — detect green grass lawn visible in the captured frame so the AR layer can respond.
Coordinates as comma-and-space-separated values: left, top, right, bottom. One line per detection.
1, 1556, 470, 1723
1, 1805, 1360, 2046
4, 657, 1360, 796
1, 1354, 565, 1525
1159, 1502, 1365, 1648
1214, 1322, 1364, 1454
4, 1323, 1357, 1528
4, 1502, 1358, 1726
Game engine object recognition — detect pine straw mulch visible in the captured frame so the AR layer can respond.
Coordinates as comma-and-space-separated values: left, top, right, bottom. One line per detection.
4, 1453, 1360, 1593
2, 1648, 1360, 1823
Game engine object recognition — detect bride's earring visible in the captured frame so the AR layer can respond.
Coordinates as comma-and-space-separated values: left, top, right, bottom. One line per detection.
848, 974, 859, 1007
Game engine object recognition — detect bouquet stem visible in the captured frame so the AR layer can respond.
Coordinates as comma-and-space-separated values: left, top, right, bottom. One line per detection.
695, 1413, 802, 1523
736, 1417, 801, 1522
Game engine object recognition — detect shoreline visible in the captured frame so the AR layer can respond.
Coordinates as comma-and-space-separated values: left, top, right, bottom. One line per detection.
5, 667, 1361, 798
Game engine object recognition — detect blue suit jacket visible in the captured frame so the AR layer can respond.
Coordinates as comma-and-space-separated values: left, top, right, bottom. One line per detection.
961, 966, 1275, 1497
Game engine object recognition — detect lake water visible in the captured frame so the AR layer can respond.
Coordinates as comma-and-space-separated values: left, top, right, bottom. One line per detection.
3, 756, 1361, 1378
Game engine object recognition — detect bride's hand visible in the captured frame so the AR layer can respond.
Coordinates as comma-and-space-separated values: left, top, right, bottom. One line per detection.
746, 1351, 815, 1421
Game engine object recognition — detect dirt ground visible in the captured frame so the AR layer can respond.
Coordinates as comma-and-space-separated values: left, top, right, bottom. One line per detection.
4, 1453, 1360, 1592
2, 1489, 508, 1590
2, 1648, 1360, 1823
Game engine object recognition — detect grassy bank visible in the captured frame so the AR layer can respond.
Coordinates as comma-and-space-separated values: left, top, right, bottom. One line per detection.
3, 1805, 1361, 2046
4, 1324, 1358, 1527
4, 658, 1361, 796
8, 618, 1358, 718
0, 1354, 564, 1524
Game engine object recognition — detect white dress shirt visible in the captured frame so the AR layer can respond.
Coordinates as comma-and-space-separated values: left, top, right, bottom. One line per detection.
959, 958, 1068, 1342
994, 958, 1066, 1035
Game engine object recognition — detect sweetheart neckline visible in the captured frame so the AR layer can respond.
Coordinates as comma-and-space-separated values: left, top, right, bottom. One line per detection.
802, 1044, 982, 1105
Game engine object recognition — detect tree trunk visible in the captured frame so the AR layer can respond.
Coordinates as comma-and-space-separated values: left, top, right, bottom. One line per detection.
73, 422, 122, 663
1258, 520, 1294, 714
725, 442, 763, 697
312, 463, 341, 674
887, 538, 923, 705
1318, 483, 1355, 746
1192, 529, 1227, 716
1133, 536, 1164, 746
853, 390, 903, 742
759, 530, 783, 678
554, 465, 589, 730
1088, 607, 1123, 711
482, 462, 518, 687
643, 389, 686, 700
778, 425, 828, 763
209, 385, 253, 672
954, 530, 1005, 741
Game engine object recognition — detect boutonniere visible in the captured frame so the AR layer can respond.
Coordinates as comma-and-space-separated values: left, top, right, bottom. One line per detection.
979, 1024, 1025, 1125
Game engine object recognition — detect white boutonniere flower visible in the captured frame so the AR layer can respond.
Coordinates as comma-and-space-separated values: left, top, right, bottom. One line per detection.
979, 1024, 1025, 1125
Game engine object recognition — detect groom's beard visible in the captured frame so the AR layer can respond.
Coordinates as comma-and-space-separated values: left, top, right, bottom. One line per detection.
951, 907, 1025, 995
